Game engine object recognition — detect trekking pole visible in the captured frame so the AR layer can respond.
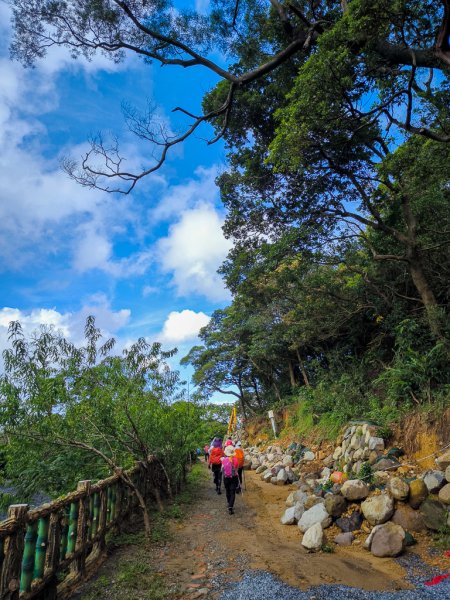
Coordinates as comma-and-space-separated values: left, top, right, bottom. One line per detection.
243, 468, 247, 491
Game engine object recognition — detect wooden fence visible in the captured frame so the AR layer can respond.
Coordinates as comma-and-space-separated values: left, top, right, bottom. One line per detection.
0, 459, 166, 600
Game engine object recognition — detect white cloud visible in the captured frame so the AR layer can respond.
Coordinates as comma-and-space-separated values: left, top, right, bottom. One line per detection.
157, 203, 231, 301
149, 165, 220, 224
0, 296, 131, 367
161, 309, 210, 343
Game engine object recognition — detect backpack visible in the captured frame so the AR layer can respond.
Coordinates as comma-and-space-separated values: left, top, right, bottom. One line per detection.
234, 448, 245, 467
209, 447, 223, 465
222, 456, 238, 478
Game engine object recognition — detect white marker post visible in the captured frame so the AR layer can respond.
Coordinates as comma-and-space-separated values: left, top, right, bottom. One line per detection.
268, 410, 277, 438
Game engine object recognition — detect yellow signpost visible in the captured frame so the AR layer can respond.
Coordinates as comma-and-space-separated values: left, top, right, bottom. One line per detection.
227, 406, 237, 435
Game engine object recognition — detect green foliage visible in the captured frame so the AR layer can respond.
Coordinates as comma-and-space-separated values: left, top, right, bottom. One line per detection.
357, 462, 373, 484
433, 524, 450, 551
0, 319, 227, 503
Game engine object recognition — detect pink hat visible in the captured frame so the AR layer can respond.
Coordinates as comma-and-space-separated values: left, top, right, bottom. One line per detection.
225, 440, 233, 447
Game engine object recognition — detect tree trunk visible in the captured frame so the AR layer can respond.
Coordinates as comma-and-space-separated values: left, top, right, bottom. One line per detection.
409, 256, 443, 338
295, 349, 310, 387
288, 359, 297, 388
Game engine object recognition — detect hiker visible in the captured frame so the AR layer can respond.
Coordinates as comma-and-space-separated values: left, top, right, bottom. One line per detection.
234, 441, 245, 491
203, 443, 210, 461
221, 445, 240, 514
208, 438, 224, 494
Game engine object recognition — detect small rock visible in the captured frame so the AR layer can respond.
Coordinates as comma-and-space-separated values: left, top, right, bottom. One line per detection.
423, 470, 446, 493
276, 468, 289, 485
445, 465, 450, 483
282, 455, 294, 467
409, 479, 429, 509
304, 496, 325, 510
387, 477, 410, 501
361, 494, 394, 525
334, 532, 354, 546
391, 504, 426, 532
373, 458, 399, 472
336, 510, 363, 532
321, 467, 332, 480
280, 506, 297, 525
298, 503, 332, 532
366, 522, 406, 557
439, 483, 450, 505
341, 479, 370, 501
420, 498, 447, 531
303, 451, 315, 461
368, 451, 381, 465
333, 446, 343, 460
301, 522, 323, 551
373, 471, 390, 486
436, 451, 450, 470
263, 471, 273, 483
368, 437, 385, 452
255, 465, 266, 474
324, 495, 347, 518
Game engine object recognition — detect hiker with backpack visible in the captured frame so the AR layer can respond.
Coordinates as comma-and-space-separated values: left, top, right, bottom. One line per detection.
208, 438, 224, 494
234, 441, 245, 492
221, 445, 240, 514
203, 444, 210, 461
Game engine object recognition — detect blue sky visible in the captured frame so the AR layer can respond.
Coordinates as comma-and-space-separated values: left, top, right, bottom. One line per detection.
0, 2, 233, 397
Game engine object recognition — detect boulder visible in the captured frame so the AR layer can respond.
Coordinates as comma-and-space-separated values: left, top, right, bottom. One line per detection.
303, 451, 315, 462
368, 451, 381, 465
276, 469, 289, 485
334, 532, 354, 546
366, 522, 406, 557
304, 496, 325, 511
373, 458, 400, 472
368, 437, 385, 452
262, 471, 273, 483
294, 501, 306, 522
350, 434, 362, 451
298, 503, 332, 533
341, 479, 370, 501
251, 459, 260, 470
423, 470, 446, 493
255, 465, 266, 474
445, 465, 450, 483
333, 446, 343, 460
282, 455, 294, 467
409, 479, 429, 509
391, 504, 427, 532
439, 483, 450, 505
280, 506, 297, 525
361, 494, 394, 525
270, 477, 278, 485
286, 490, 308, 508
301, 522, 323, 551
435, 451, 450, 471
323, 455, 335, 468
336, 510, 363, 532
373, 471, 390, 486
387, 477, 410, 501
324, 495, 347, 518
420, 498, 447, 531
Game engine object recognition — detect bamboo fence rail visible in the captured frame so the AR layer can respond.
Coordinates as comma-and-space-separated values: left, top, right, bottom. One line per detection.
0, 459, 166, 600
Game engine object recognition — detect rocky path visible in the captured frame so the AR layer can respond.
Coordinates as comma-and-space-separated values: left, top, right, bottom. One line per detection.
145, 464, 428, 598
75, 463, 450, 599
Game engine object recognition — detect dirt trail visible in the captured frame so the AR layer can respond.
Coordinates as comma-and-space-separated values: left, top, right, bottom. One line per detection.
152, 464, 411, 598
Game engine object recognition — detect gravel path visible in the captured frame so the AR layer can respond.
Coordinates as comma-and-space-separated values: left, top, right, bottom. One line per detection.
218, 568, 450, 600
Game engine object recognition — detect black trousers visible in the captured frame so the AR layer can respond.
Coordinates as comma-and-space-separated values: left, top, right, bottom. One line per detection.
237, 467, 243, 485
212, 464, 222, 489
224, 475, 239, 508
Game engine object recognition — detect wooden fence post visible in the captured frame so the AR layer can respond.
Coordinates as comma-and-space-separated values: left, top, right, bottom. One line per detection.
71, 481, 91, 579
0, 504, 28, 600
93, 487, 107, 557
42, 511, 62, 600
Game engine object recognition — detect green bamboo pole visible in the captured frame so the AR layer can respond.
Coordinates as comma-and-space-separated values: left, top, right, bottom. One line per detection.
91, 492, 100, 539
109, 485, 116, 523
106, 487, 112, 524
33, 516, 49, 580
87, 494, 94, 540
0, 537, 4, 579
19, 521, 38, 592
60, 507, 70, 560
66, 500, 79, 555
